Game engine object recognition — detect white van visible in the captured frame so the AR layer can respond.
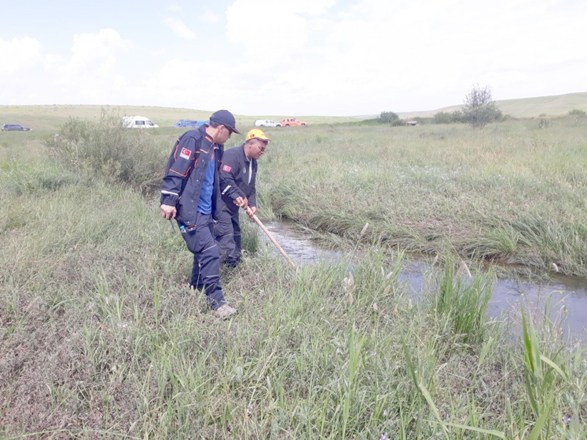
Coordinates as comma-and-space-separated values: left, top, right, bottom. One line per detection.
122, 115, 159, 128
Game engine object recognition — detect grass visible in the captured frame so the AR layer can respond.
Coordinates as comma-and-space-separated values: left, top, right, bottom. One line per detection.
0, 104, 359, 133
258, 117, 587, 277
1, 107, 586, 438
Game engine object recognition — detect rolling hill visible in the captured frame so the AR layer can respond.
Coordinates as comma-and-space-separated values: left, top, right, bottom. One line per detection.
2, 92, 586, 131
399, 91, 587, 119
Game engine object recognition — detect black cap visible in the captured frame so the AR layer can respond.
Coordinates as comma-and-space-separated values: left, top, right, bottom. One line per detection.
209, 109, 240, 134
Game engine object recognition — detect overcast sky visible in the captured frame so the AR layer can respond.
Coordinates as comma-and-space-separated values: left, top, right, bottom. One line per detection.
1, 0, 585, 116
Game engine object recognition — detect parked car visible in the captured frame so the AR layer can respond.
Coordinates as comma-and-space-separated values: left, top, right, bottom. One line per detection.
122, 115, 159, 128
254, 119, 281, 128
1, 123, 31, 131
174, 119, 208, 128
280, 118, 307, 127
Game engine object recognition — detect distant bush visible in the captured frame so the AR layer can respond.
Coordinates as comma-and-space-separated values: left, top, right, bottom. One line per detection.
433, 111, 464, 124
412, 117, 433, 125
568, 109, 586, 118
461, 85, 503, 128
46, 112, 165, 193
379, 111, 402, 126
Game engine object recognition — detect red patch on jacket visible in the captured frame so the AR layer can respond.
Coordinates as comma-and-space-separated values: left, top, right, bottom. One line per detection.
180, 148, 191, 160
222, 164, 232, 172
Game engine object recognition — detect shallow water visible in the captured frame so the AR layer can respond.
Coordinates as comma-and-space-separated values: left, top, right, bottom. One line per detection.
259, 221, 587, 345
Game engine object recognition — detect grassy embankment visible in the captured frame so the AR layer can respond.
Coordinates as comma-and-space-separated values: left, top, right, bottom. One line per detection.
0, 109, 586, 438
259, 117, 587, 278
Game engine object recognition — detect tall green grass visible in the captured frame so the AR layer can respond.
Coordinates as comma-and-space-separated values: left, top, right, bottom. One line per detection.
431, 258, 493, 344
1, 113, 586, 438
258, 117, 587, 276
46, 112, 166, 193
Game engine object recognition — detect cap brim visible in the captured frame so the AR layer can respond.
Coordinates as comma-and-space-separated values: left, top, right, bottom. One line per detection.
210, 116, 240, 134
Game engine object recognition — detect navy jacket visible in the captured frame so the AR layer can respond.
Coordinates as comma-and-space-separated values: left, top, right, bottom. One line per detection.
219, 144, 257, 214
160, 125, 224, 227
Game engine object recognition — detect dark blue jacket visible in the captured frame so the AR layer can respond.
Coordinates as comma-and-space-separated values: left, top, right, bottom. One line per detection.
219, 144, 257, 214
160, 125, 224, 227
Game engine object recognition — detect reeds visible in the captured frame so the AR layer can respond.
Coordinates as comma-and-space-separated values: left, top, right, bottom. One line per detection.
432, 258, 493, 344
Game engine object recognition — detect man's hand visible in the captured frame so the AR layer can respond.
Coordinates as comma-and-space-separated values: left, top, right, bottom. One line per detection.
246, 206, 257, 218
160, 204, 177, 220
233, 196, 248, 208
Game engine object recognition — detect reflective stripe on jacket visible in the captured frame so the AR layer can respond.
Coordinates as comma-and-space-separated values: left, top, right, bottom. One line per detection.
160, 125, 224, 227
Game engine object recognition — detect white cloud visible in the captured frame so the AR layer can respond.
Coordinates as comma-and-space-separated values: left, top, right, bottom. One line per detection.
202, 10, 220, 24
164, 17, 197, 40
45, 29, 132, 101
220, 0, 587, 114
167, 3, 183, 13
1, 29, 133, 105
69, 29, 131, 72
138, 57, 239, 110
226, 0, 335, 53
0, 37, 42, 75
1, 0, 586, 114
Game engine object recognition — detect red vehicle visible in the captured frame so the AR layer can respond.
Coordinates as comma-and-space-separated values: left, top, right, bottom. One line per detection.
280, 117, 307, 127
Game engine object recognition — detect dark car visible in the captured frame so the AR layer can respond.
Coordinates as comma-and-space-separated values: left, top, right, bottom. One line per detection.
1, 123, 32, 131
174, 119, 208, 128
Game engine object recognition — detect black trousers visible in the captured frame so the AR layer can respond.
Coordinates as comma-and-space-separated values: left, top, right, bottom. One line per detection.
179, 212, 225, 310
215, 206, 241, 268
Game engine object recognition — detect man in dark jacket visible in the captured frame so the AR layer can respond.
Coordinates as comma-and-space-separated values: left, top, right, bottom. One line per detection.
216, 128, 270, 267
160, 109, 240, 319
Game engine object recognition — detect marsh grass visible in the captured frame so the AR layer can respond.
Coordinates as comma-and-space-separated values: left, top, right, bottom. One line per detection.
1, 177, 586, 438
1, 114, 586, 438
259, 118, 587, 276
431, 258, 493, 344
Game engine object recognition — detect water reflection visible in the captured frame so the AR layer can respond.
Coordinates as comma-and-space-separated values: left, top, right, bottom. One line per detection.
259, 221, 587, 345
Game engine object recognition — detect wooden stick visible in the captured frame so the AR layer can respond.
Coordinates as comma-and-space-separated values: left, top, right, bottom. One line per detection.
245, 207, 297, 269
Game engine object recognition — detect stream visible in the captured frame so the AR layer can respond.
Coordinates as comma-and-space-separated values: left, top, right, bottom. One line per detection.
258, 221, 587, 346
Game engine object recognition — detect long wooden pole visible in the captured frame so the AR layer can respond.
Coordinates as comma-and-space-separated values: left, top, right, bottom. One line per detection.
244, 207, 297, 269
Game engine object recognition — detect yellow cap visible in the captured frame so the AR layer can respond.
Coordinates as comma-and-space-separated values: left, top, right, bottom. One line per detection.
246, 128, 271, 142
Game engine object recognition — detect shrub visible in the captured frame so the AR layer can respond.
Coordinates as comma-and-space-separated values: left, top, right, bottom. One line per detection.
433, 110, 464, 124
379, 111, 400, 125
462, 85, 503, 128
46, 112, 165, 193
567, 109, 586, 118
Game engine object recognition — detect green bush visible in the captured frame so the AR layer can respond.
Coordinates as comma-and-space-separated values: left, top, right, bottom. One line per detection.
46, 112, 165, 193
462, 85, 503, 128
433, 110, 464, 124
379, 111, 400, 125
567, 109, 586, 118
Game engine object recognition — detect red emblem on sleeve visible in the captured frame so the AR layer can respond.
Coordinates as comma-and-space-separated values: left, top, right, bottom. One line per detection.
180, 148, 191, 160
222, 164, 232, 172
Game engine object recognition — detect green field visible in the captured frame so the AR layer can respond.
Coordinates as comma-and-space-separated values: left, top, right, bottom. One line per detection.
0, 104, 360, 133
1, 105, 586, 438
260, 118, 587, 278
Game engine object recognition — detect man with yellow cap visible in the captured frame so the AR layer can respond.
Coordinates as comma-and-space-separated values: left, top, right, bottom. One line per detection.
216, 128, 270, 267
